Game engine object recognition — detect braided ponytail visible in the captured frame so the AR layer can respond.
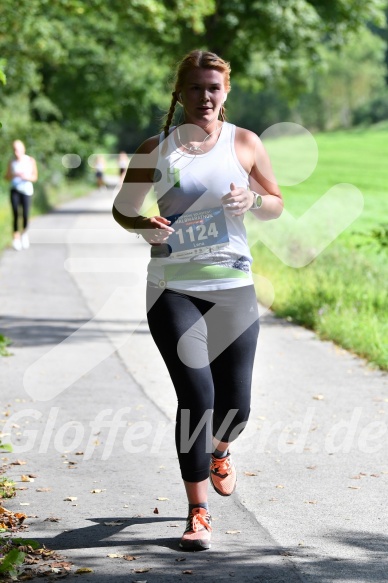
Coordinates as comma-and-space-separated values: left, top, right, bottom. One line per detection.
163, 91, 178, 138
161, 91, 178, 155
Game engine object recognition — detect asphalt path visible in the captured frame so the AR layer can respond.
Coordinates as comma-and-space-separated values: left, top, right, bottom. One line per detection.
1, 185, 387, 582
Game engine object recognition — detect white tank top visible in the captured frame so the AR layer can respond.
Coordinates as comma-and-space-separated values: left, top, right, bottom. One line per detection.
147, 122, 253, 291
10, 155, 34, 196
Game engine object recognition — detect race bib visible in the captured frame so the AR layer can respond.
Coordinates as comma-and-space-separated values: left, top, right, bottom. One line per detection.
165, 207, 229, 258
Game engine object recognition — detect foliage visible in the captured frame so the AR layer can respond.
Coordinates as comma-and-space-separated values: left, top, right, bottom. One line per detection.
292, 26, 388, 130
0, 0, 385, 173
0, 479, 16, 499
0, 539, 40, 579
354, 223, 388, 252
353, 90, 388, 125
0, 335, 11, 357
0, 548, 25, 578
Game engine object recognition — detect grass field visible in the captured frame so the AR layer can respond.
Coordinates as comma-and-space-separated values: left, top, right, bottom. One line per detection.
247, 124, 388, 370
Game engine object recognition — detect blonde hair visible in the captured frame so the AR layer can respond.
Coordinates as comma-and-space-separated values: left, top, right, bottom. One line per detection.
162, 50, 231, 138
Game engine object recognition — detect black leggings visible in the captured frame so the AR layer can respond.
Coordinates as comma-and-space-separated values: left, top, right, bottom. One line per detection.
10, 189, 32, 232
146, 283, 259, 482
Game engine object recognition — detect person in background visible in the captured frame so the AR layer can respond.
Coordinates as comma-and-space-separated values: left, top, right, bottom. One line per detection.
118, 151, 129, 180
5, 140, 38, 251
95, 155, 105, 189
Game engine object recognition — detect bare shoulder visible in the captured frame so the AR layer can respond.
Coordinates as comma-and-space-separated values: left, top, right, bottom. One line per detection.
136, 135, 160, 155
235, 126, 264, 150
234, 126, 266, 173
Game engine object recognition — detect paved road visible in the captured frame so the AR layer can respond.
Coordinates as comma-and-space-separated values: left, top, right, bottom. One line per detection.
1, 186, 387, 582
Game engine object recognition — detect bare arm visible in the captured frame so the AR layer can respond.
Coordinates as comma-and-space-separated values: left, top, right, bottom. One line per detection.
4, 161, 12, 181
29, 158, 38, 182
224, 128, 283, 221
112, 136, 174, 244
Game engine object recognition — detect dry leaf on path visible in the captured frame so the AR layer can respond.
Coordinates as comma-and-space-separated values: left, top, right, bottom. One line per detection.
21, 475, 34, 482
107, 553, 123, 558
11, 459, 27, 465
123, 555, 137, 561
44, 517, 60, 522
90, 489, 104, 493
75, 567, 93, 573
134, 567, 151, 573
104, 521, 123, 526
182, 570, 193, 574
156, 497, 169, 501
225, 530, 241, 534
64, 497, 77, 502
153, 507, 159, 514
348, 486, 361, 490
36, 488, 51, 492
313, 394, 324, 400
244, 472, 257, 476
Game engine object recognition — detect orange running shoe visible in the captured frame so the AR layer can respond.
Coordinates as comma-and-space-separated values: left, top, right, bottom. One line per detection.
179, 507, 212, 551
210, 451, 237, 496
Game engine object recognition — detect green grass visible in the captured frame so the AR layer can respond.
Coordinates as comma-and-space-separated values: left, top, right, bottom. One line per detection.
249, 125, 388, 370
0, 334, 11, 357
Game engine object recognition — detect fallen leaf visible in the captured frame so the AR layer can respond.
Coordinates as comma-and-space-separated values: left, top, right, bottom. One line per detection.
107, 553, 123, 558
36, 488, 51, 492
182, 570, 193, 574
104, 521, 123, 526
313, 394, 324, 400
168, 524, 178, 527
21, 475, 34, 482
134, 567, 151, 573
276, 485, 284, 489
123, 555, 137, 561
225, 530, 241, 534
28, 474, 37, 478
370, 474, 380, 478
75, 451, 84, 455
44, 517, 60, 522
153, 507, 159, 514
11, 459, 27, 465
348, 486, 360, 490
156, 497, 169, 501
90, 489, 104, 493
243, 472, 257, 476
75, 567, 93, 573
306, 465, 317, 470
63, 497, 77, 502
305, 500, 318, 504
20, 502, 30, 505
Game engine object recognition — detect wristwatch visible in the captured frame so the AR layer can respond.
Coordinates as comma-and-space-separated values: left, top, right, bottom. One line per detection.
250, 191, 263, 210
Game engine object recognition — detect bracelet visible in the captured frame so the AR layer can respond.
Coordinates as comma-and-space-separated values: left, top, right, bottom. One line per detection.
250, 191, 263, 210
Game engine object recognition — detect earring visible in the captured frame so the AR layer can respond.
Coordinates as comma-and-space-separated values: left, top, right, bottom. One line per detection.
223, 94, 227, 103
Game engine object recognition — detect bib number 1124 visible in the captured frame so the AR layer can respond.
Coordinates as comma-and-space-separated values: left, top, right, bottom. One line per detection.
175, 221, 219, 244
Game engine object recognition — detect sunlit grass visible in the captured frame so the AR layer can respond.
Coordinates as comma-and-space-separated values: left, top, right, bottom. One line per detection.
249, 126, 388, 369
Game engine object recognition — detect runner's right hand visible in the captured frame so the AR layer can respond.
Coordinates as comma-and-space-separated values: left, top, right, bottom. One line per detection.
136, 216, 175, 245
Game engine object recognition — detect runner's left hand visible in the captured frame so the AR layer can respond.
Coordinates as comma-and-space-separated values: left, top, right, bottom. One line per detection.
222, 182, 255, 216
